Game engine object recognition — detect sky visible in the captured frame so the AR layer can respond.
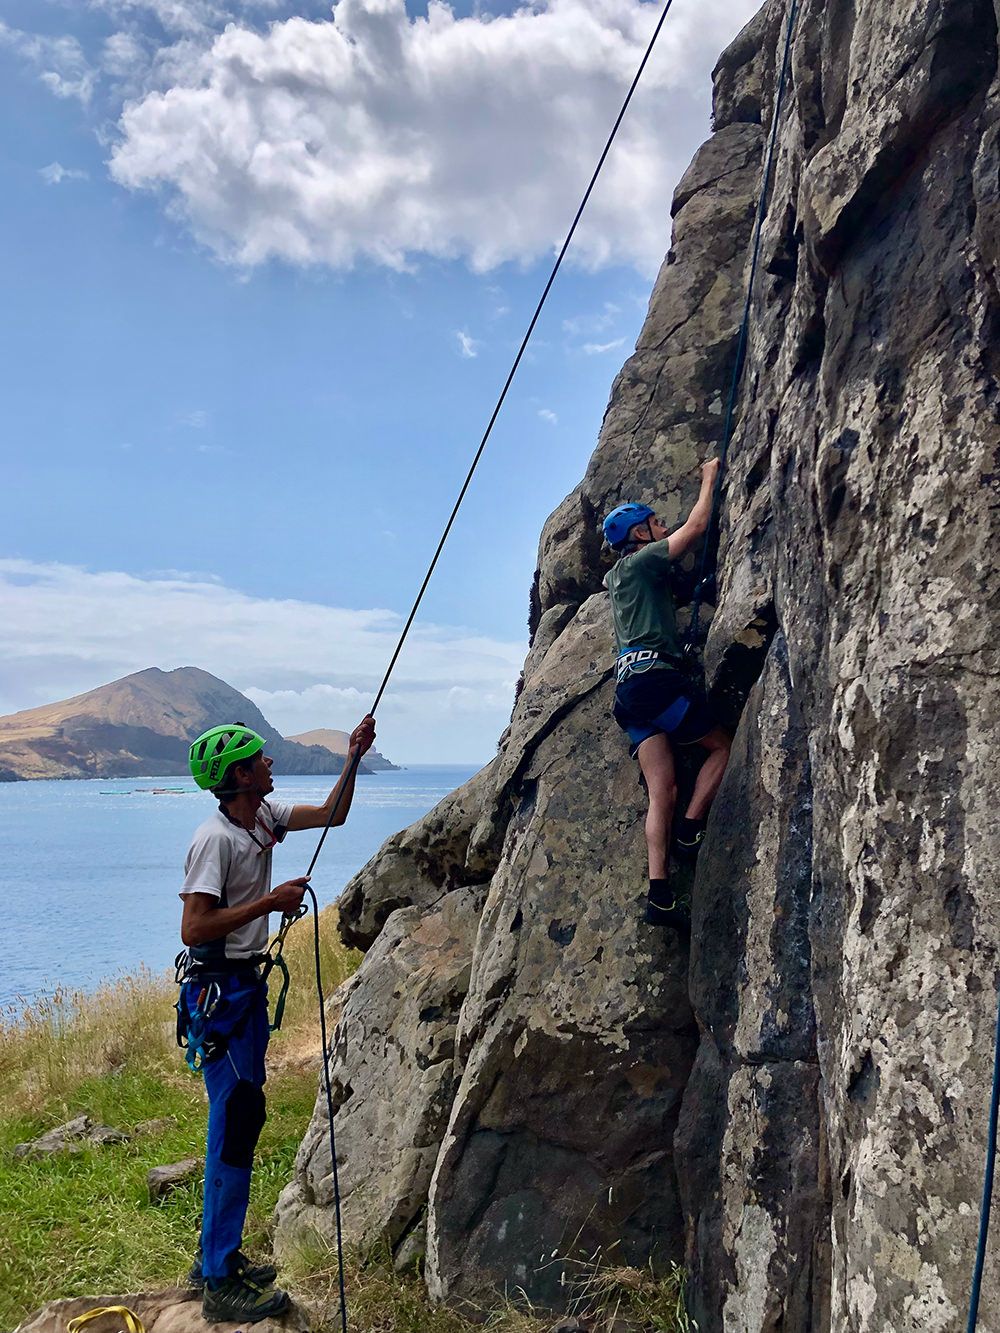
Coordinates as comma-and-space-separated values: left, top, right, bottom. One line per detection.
0, 0, 761, 763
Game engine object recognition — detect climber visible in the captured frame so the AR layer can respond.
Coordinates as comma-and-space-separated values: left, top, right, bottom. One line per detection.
603, 460, 731, 931
177, 717, 375, 1323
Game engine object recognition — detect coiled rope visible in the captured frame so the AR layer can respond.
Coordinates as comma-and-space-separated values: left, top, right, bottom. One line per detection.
686, 0, 799, 652
291, 3, 687, 1329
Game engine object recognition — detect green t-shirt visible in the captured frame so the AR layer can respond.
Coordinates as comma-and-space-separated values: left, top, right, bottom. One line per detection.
603, 541, 684, 664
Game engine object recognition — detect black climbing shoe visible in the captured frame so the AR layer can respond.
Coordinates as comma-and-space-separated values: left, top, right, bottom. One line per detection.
674, 817, 707, 864
202, 1273, 290, 1324
645, 880, 691, 933
188, 1249, 278, 1292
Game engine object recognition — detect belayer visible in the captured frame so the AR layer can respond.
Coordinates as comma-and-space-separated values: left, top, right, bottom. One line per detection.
603, 459, 731, 931
177, 717, 375, 1322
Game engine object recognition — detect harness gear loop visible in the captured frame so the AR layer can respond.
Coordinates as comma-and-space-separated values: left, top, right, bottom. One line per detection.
685, 0, 800, 656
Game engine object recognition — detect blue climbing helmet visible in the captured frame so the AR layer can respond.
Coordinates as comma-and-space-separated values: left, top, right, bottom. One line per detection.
603, 502, 655, 551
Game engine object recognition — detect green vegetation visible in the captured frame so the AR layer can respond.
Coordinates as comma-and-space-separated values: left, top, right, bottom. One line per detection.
0, 915, 357, 1329
0, 914, 693, 1333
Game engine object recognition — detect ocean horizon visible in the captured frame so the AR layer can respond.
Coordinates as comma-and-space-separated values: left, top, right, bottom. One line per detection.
1, 763, 481, 1014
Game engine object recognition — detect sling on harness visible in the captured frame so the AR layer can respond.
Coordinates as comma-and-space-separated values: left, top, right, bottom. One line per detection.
174, 905, 305, 1074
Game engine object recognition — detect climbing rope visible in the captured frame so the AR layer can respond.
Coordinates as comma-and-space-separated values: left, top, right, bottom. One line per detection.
967, 986, 1000, 1330
67, 1309, 144, 1333
287, 2, 690, 1328
685, 0, 799, 653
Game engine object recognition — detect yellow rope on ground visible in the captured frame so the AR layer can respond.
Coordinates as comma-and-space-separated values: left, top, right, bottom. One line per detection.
67, 1307, 145, 1333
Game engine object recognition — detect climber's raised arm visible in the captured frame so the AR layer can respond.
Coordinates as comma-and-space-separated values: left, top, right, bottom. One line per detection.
667, 458, 721, 558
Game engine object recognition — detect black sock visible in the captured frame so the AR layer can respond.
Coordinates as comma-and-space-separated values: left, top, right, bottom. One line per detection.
677, 816, 706, 844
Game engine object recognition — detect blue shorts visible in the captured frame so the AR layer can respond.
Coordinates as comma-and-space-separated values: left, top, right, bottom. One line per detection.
613, 666, 715, 757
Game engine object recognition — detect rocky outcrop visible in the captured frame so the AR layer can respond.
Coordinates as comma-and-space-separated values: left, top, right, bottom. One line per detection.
278, 2, 1000, 1330
274, 886, 487, 1262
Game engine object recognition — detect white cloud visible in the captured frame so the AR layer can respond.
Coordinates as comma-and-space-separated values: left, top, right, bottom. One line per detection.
89, 0, 240, 36
102, 30, 148, 77
538, 408, 558, 424
582, 337, 626, 354
0, 22, 96, 102
456, 330, 480, 359
108, 0, 762, 274
178, 408, 209, 428
39, 162, 90, 185
0, 558, 525, 763
562, 301, 621, 336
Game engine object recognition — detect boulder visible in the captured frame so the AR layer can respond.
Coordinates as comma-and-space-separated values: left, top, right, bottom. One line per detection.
274, 887, 487, 1264
147, 1159, 202, 1204
14, 1116, 129, 1159
338, 763, 498, 951
279, 3, 1000, 1328
425, 614, 697, 1309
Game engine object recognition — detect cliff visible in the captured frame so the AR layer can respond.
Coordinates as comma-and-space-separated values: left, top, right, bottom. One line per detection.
275, 2, 1000, 1329
0, 667, 377, 779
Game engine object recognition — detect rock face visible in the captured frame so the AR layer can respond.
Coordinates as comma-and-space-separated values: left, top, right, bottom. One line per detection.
277, 2, 1000, 1330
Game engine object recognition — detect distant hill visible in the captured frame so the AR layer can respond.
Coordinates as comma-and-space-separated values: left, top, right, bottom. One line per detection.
0, 667, 381, 781
288, 728, 399, 772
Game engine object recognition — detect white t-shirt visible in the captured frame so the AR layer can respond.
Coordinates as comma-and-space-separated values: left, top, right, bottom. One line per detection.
180, 797, 296, 962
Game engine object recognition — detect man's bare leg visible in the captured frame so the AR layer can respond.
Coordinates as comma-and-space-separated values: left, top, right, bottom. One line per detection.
684, 727, 731, 819
637, 733, 677, 879
637, 734, 688, 929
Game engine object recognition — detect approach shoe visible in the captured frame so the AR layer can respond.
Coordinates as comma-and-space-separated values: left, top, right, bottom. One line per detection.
188, 1249, 278, 1292
202, 1273, 291, 1324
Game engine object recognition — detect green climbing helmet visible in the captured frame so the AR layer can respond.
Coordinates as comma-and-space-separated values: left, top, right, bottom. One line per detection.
189, 724, 265, 791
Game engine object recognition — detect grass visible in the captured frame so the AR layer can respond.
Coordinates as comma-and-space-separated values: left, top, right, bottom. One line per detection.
0, 909, 359, 1329
0, 912, 694, 1333
286, 1239, 696, 1333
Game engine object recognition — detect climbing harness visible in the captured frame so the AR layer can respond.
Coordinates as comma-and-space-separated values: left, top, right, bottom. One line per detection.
173, 905, 306, 1072
616, 647, 663, 682
685, 0, 800, 657
66, 1309, 144, 1333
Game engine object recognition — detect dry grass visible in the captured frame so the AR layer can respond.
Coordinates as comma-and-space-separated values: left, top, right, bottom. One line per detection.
0, 904, 360, 1117
287, 1239, 695, 1333
0, 968, 182, 1119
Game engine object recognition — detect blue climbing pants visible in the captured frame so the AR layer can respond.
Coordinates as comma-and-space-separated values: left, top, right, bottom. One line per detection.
186, 975, 270, 1282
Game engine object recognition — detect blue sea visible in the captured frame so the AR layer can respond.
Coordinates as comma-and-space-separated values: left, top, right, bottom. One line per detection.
0, 764, 480, 1014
